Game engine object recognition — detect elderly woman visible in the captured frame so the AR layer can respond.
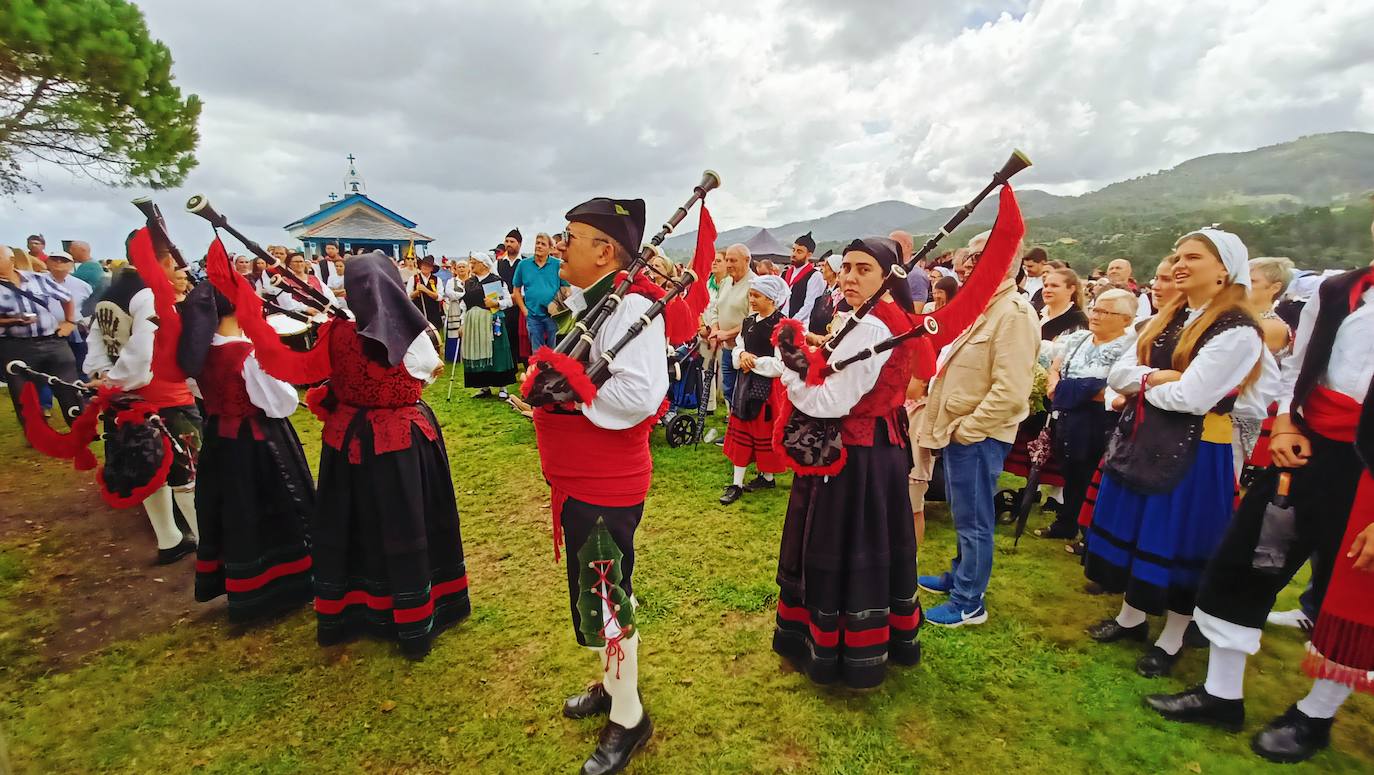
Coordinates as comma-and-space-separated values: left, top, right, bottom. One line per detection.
441, 257, 471, 363
1033, 289, 1136, 540
461, 251, 516, 397
1247, 256, 1295, 356
1085, 228, 1268, 680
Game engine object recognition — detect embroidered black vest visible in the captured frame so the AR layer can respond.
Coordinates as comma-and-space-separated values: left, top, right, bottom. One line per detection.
1145, 305, 1260, 414
784, 264, 815, 317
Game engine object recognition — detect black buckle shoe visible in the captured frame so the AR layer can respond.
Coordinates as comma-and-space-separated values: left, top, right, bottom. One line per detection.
156, 537, 196, 566
1144, 685, 1245, 732
581, 712, 652, 775
1087, 618, 1149, 643
1135, 645, 1182, 678
719, 485, 743, 505
1251, 705, 1333, 764
563, 683, 613, 720
742, 474, 776, 493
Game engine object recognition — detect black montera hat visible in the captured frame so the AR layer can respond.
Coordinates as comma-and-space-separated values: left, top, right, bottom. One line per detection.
565, 197, 647, 255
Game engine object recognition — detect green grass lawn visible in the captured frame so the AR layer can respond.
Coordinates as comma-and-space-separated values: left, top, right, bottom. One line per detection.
1, 380, 1371, 774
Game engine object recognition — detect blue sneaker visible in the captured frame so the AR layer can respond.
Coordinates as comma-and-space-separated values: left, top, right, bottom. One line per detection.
917, 574, 952, 595
926, 601, 988, 628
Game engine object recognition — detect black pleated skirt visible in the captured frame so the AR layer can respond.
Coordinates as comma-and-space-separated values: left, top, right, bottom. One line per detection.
773, 430, 922, 689
194, 415, 315, 624
313, 402, 470, 659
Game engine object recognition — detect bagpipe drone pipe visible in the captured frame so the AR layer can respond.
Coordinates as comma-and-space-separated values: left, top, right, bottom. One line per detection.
769, 153, 1029, 475
522, 169, 722, 407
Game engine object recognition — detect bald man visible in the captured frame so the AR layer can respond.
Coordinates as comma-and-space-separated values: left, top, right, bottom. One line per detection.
890, 230, 930, 307
68, 241, 108, 311
1106, 258, 1153, 320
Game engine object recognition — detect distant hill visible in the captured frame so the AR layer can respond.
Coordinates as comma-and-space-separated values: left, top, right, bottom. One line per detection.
664, 131, 1374, 257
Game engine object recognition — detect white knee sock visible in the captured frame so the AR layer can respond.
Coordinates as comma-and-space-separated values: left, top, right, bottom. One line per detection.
762, 472, 774, 482
1295, 679, 1353, 719
1116, 601, 1148, 628
1155, 611, 1192, 656
602, 634, 644, 728
1203, 644, 1247, 700
732, 466, 746, 487
172, 487, 199, 542
143, 486, 184, 550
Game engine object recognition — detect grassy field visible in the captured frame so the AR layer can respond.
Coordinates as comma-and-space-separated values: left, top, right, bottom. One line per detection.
1, 378, 1371, 774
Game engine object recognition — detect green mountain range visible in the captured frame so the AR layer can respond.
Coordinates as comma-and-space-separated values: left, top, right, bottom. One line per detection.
665, 131, 1374, 271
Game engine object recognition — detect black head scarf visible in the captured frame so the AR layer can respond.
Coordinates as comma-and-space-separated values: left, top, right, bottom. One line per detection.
344, 251, 428, 367
176, 282, 235, 378
843, 237, 915, 312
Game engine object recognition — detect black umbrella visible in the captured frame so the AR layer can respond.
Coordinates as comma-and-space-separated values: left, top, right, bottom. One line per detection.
1013, 412, 1056, 546
1251, 471, 1297, 574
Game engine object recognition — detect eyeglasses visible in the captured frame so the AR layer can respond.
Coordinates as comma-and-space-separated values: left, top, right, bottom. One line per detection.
559, 230, 609, 248
1088, 308, 1132, 318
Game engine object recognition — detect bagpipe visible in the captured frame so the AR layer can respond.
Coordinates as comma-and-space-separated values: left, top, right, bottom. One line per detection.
523, 170, 722, 406
185, 194, 349, 320
132, 197, 193, 281
10, 205, 199, 508
770, 151, 1031, 475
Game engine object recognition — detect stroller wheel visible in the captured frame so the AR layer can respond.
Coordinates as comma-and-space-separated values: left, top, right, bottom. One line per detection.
993, 488, 1019, 524
665, 414, 698, 448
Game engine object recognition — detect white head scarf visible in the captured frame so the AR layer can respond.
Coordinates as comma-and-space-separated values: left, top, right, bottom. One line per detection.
469, 250, 496, 271
1179, 227, 1250, 288
750, 274, 791, 310
824, 253, 843, 273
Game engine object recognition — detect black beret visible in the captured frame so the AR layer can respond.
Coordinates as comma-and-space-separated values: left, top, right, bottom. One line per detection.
565, 197, 646, 255
794, 232, 816, 253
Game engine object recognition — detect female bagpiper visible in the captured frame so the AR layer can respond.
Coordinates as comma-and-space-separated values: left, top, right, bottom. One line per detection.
770, 237, 923, 689
209, 251, 469, 659
1084, 228, 1268, 679
176, 277, 315, 622
718, 274, 792, 505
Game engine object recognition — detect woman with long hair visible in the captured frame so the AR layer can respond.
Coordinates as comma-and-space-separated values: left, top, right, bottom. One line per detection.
1084, 228, 1266, 680
1039, 267, 1088, 342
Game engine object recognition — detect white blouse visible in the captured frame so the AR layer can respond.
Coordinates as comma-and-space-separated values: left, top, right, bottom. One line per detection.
1107, 306, 1264, 417
580, 292, 670, 430
210, 333, 299, 418
1276, 280, 1374, 414
780, 313, 892, 418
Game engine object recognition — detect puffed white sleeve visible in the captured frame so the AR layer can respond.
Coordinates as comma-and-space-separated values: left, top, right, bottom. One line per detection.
403, 331, 442, 384
1108, 330, 1149, 396
83, 317, 113, 376
779, 316, 891, 418
1275, 288, 1320, 416
105, 289, 156, 391
1145, 327, 1264, 415
582, 294, 669, 430
1233, 349, 1280, 421
731, 329, 746, 369
242, 354, 301, 418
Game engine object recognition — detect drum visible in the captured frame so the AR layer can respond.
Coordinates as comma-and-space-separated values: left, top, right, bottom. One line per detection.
266, 313, 313, 352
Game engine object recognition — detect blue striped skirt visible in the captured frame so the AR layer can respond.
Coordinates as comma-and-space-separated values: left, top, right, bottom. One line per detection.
1084, 441, 1235, 615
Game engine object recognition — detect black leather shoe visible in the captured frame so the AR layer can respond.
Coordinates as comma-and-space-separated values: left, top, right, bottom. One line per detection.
563, 683, 613, 720
1087, 618, 1149, 643
1034, 522, 1077, 540
719, 485, 743, 505
1145, 685, 1245, 732
581, 712, 652, 775
742, 474, 776, 493
1251, 705, 1333, 764
1136, 645, 1182, 678
156, 538, 196, 566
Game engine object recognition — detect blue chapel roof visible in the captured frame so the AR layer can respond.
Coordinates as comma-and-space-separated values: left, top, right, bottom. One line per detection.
284, 193, 419, 231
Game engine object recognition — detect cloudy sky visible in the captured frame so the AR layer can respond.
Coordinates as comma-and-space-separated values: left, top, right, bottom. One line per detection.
4, 0, 1374, 257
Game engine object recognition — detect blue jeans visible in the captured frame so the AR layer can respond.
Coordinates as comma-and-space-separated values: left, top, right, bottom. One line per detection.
719, 347, 737, 412
939, 437, 1012, 610
526, 314, 558, 351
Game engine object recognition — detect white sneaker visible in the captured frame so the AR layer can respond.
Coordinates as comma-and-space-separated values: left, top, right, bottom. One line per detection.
1266, 609, 1313, 630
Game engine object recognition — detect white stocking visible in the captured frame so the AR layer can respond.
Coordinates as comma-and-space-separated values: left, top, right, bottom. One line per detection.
172, 487, 199, 542
1203, 644, 1247, 700
1296, 679, 1353, 719
1115, 601, 1148, 628
142, 486, 184, 550
602, 633, 643, 728
1154, 611, 1191, 655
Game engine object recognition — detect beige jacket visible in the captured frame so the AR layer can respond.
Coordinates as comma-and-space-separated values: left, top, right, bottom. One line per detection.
704, 271, 754, 337
918, 280, 1040, 449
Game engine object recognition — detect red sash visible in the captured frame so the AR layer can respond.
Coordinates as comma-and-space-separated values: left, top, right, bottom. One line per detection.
532, 407, 657, 560
1302, 385, 1374, 693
